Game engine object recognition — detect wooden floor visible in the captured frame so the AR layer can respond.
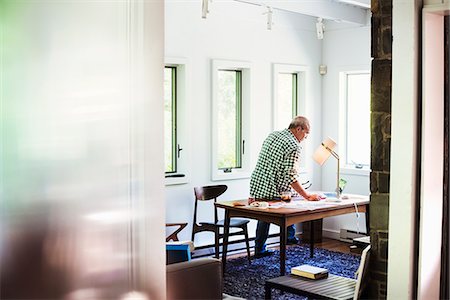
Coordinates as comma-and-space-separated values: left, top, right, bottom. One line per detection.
227, 235, 358, 259
299, 236, 354, 254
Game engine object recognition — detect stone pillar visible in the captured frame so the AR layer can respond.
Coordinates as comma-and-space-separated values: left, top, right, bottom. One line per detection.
369, 0, 391, 298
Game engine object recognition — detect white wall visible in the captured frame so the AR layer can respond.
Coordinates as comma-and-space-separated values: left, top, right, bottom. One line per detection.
165, 1, 323, 246
388, 0, 422, 298
416, 8, 444, 300
321, 23, 371, 238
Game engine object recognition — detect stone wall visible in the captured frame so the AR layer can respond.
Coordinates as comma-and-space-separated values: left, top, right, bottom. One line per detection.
369, 0, 392, 298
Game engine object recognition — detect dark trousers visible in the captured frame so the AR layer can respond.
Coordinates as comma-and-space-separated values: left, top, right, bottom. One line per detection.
255, 221, 296, 254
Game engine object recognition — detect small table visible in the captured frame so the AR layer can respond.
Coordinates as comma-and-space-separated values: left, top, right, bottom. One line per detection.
265, 274, 357, 300
216, 195, 369, 276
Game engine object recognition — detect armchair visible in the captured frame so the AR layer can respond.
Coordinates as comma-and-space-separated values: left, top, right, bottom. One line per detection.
166, 258, 222, 300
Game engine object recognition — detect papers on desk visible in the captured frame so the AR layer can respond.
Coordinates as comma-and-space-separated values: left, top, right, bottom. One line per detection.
247, 201, 283, 209
248, 201, 269, 209
282, 200, 338, 210
246, 200, 339, 210
314, 192, 342, 202
324, 197, 342, 203
322, 192, 337, 198
244, 195, 364, 210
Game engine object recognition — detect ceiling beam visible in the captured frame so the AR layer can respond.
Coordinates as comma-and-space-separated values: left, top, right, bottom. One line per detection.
235, 0, 369, 25
335, 0, 370, 9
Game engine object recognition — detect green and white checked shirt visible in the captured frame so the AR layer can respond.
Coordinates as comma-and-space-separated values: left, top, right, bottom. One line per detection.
250, 128, 301, 199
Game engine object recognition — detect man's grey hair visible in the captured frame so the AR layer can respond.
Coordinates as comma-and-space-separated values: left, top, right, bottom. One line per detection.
288, 116, 310, 130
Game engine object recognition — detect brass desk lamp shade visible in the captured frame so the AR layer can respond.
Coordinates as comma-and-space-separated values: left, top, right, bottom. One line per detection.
313, 137, 341, 198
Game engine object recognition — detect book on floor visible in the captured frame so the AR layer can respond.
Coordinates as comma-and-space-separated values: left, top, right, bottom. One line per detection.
291, 264, 329, 280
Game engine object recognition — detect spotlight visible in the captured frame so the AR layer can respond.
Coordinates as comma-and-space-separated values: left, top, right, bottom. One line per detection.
202, 0, 210, 19
316, 17, 324, 40
263, 6, 273, 30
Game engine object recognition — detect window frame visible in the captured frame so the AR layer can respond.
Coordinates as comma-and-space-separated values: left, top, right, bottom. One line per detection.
164, 66, 178, 174
339, 68, 371, 175
216, 69, 243, 171
272, 63, 309, 173
165, 57, 190, 185
211, 59, 251, 181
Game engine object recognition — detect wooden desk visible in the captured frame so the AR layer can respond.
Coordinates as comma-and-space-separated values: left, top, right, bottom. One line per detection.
215, 195, 369, 276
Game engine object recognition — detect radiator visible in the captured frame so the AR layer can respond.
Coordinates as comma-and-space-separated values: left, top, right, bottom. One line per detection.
339, 228, 367, 243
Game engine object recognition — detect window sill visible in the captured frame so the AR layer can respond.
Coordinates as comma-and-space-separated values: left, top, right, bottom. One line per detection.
340, 167, 370, 177
165, 175, 189, 186
211, 171, 250, 181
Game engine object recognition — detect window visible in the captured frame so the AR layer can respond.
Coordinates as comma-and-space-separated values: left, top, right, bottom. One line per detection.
273, 64, 308, 171
276, 73, 298, 127
272, 64, 307, 131
340, 71, 371, 169
164, 66, 177, 173
217, 70, 242, 170
212, 60, 251, 180
164, 58, 189, 185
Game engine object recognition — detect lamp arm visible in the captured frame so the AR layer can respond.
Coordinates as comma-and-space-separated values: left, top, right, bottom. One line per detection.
330, 150, 339, 160
321, 143, 340, 198
336, 155, 340, 198
321, 143, 340, 160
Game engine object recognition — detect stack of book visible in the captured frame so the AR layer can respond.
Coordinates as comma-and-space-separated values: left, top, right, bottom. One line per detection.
291, 264, 329, 280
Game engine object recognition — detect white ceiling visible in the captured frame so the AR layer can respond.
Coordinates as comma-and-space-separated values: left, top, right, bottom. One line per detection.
235, 0, 371, 25
335, 0, 370, 9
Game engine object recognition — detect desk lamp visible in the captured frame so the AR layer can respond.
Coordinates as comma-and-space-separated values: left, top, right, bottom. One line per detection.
313, 137, 341, 198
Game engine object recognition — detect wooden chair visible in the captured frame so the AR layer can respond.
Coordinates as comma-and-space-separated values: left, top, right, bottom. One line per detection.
166, 223, 188, 242
166, 223, 195, 265
191, 185, 251, 262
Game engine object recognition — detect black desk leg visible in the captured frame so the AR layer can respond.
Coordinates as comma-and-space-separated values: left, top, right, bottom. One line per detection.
264, 284, 272, 300
310, 221, 314, 258
222, 210, 230, 274
280, 221, 287, 276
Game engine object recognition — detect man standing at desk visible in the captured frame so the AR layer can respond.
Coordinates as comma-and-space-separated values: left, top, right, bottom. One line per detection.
250, 116, 320, 258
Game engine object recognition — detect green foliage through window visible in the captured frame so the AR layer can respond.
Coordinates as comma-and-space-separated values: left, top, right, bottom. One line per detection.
217, 70, 242, 170
276, 73, 298, 129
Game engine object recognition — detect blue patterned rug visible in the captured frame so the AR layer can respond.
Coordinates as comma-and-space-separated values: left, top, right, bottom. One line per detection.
223, 244, 360, 300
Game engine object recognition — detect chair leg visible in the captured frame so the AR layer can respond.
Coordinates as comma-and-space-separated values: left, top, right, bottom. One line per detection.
243, 225, 251, 263
214, 228, 220, 259
191, 224, 196, 244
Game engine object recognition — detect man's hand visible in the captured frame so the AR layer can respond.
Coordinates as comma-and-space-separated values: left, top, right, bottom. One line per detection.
305, 194, 321, 201
291, 181, 321, 201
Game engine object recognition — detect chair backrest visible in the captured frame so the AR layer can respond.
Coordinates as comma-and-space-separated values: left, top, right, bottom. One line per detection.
194, 185, 228, 201
193, 185, 228, 225
165, 223, 187, 242
353, 245, 371, 300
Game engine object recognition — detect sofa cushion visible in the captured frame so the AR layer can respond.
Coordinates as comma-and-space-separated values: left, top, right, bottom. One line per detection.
166, 258, 222, 300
